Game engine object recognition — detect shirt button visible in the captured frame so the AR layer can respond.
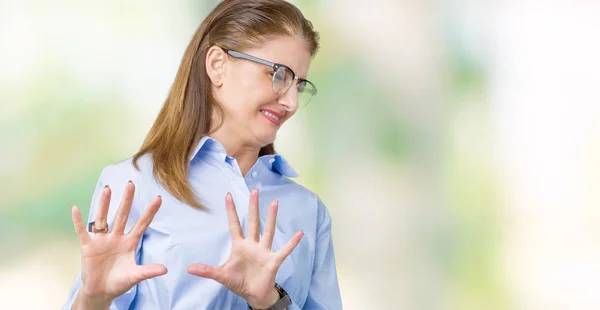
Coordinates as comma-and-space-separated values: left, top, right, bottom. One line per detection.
251, 171, 258, 178
268, 158, 275, 164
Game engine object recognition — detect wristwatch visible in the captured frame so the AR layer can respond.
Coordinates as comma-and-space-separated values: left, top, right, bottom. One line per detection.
248, 283, 292, 310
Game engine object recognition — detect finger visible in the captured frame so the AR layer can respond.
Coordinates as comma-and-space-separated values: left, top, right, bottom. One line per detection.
186, 264, 224, 283
94, 185, 111, 229
112, 181, 135, 234
128, 263, 168, 285
225, 193, 243, 240
128, 196, 162, 243
259, 200, 278, 250
275, 231, 304, 265
71, 205, 91, 245
247, 188, 260, 242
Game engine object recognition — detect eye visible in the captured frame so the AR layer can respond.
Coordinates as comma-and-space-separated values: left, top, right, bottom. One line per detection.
297, 80, 306, 92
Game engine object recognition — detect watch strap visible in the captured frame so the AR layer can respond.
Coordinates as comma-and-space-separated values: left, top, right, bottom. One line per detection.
248, 283, 292, 310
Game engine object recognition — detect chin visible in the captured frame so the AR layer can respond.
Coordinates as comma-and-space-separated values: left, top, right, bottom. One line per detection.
251, 119, 280, 148
255, 132, 278, 148
259, 137, 277, 147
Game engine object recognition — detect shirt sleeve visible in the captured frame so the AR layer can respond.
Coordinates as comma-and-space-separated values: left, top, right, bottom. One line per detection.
291, 197, 343, 310
62, 164, 143, 310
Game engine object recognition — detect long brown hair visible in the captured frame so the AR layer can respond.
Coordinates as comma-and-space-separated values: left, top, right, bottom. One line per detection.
132, 0, 320, 210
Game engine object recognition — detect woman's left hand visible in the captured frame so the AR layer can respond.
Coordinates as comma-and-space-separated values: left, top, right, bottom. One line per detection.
187, 189, 303, 309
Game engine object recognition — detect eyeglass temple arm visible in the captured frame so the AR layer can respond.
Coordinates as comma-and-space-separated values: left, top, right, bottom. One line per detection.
223, 49, 275, 68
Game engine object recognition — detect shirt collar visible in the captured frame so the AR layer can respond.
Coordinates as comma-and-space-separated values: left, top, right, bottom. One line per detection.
189, 135, 225, 161
257, 154, 299, 178
190, 136, 299, 178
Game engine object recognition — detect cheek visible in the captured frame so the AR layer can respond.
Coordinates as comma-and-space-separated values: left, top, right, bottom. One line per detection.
239, 82, 277, 110
222, 68, 276, 116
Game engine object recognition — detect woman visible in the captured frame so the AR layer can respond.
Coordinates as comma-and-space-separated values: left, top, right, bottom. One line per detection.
63, 0, 341, 309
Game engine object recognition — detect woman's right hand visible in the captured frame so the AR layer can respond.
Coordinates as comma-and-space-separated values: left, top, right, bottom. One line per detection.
70, 181, 167, 309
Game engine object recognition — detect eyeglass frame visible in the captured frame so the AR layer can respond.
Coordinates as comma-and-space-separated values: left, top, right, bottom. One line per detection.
221, 48, 318, 100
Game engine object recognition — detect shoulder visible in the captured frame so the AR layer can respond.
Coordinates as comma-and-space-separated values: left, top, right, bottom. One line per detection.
92, 154, 157, 213
98, 154, 152, 184
279, 178, 332, 226
95, 154, 157, 201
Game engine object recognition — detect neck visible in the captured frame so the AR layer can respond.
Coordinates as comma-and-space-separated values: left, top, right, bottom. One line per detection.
209, 129, 260, 177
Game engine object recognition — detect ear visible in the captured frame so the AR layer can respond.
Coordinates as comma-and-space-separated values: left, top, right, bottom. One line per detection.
206, 46, 227, 87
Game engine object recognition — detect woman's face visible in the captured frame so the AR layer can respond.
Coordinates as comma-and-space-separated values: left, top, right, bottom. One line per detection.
210, 36, 312, 149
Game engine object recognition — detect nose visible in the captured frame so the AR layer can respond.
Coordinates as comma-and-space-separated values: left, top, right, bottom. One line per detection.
276, 85, 299, 112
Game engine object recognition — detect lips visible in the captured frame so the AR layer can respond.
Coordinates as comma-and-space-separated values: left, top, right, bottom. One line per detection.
260, 109, 283, 126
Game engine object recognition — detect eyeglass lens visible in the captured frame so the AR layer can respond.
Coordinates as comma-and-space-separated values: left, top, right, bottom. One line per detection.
271, 66, 316, 106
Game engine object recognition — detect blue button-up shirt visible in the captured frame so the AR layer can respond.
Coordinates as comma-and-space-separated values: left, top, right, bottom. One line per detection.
62, 136, 342, 309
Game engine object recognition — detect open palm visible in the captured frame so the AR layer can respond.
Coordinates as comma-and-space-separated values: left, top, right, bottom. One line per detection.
187, 189, 303, 309
71, 182, 167, 302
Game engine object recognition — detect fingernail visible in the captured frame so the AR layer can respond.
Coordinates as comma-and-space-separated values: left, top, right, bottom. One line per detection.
157, 195, 161, 198
128, 180, 133, 184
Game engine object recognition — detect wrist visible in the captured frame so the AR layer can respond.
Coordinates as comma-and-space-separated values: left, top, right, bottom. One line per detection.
247, 283, 291, 310
248, 287, 280, 309
75, 290, 112, 310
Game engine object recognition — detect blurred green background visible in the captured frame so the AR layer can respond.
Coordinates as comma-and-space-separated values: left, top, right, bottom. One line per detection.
2, 1, 600, 309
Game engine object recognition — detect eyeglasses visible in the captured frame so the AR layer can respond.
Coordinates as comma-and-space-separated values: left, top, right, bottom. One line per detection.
222, 49, 317, 107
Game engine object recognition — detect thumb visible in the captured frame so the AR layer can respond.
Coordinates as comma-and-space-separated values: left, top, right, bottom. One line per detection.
129, 264, 168, 285
187, 264, 221, 281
